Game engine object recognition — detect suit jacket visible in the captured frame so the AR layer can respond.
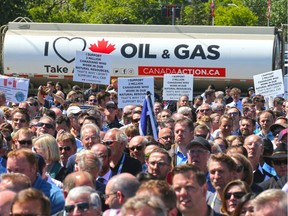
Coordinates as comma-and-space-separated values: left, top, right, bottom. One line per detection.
111, 153, 142, 176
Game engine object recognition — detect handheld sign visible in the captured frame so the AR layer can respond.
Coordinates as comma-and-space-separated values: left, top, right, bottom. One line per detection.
163, 74, 193, 101
118, 77, 154, 108
73, 51, 111, 85
253, 69, 284, 97
0, 75, 30, 103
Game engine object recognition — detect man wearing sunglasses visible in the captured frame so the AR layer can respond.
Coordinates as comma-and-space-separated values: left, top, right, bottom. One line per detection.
36, 116, 56, 137
57, 132, 77, 168
259, 143, 288, 190
12, 127, 34, 150
128, 136, 148, 172
65, 186, 102, 216
102, 128, 142, 176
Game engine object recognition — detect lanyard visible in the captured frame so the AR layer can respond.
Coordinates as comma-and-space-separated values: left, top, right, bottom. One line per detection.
210, 193, 217, 209
117, 154, 126, 175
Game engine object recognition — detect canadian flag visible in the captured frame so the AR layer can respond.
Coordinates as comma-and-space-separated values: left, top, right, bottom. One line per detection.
3, 79, 17, 88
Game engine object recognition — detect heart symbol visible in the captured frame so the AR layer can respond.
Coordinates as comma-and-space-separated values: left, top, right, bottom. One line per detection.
53, 37, 86, 63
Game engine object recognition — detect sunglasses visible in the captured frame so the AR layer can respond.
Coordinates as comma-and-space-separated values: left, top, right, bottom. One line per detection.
13, 118, 26, 123
148, 161, 168, 167
132, 118, 141, 123
89, 99, 97, 103
59, 146, 71, 151
101, 140, 116, 146
65, 202, 90, 214
272, 160, 287, 166
28, 102, 38, 106
129, 145, 144, 151
255, 99, 265, 103
18, 140, 32, 145
37, 122, 54, 129
160, 136, 173, 140
224, 192, 246, 200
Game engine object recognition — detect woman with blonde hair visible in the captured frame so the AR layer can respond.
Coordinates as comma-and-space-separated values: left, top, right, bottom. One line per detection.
33, 134, 67, 182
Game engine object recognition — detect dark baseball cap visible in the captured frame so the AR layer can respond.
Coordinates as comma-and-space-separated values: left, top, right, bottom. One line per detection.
186, 136, 211, 152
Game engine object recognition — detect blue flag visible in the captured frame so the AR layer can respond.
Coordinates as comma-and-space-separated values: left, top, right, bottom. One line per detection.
139, 92, 158, 140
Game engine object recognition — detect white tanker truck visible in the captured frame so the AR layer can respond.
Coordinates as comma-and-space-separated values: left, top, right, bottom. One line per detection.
0, 20, 284, 94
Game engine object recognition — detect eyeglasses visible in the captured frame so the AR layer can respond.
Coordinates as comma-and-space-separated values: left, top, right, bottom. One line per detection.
13, 118, 26, 123
228, 112, 239, 116
101, 140, 117, 146
236, 165, 244, 173
65, 202, 91, 214
199, 109, 211, 113
160, 136, 173, 140
59, 146, 71, 151
129, 145, 144, 151
101, 192, 117, 200
37, 122, 54, 129
148, 161, 168, 167
188, 149, 209, 155
18, 140, 33, 145
272, 160, 287, 166
132, 118, 141, 123
224, 192, 246, 200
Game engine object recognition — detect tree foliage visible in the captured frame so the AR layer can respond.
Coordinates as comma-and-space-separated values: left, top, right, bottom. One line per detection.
0, 0, 286, 27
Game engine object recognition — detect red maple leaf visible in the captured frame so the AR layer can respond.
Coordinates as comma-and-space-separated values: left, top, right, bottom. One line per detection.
89, 39, 116, 54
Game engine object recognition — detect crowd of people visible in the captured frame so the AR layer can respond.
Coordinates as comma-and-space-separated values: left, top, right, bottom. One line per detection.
0, 80, 287, 216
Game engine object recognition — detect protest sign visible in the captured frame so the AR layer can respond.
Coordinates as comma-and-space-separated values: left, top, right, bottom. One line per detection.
73, 51, 111, 85
0, 75, 29, 103
163, 74, 193, 101
118, 77, 154, 108
253, 69, 284, 97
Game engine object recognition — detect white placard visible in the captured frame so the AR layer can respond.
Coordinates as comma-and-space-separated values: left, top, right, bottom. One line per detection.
0, 75, 30, 103
73, 51, 111, 85
253, 69, 284, 97
118, 77, 154, 108
163, 74, 194, 101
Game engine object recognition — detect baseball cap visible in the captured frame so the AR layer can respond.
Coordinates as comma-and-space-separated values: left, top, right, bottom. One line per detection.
66, 106, 82, 116
186, 136, 211, 152
270, 123, 287, 134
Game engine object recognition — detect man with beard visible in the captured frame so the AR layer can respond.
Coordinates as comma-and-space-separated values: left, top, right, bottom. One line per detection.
147, 148, 172, 181
158, 127, 174, 150
239, 117, 256, 138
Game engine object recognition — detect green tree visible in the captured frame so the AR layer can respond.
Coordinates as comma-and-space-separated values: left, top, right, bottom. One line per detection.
0, 0, 28, 25
215, 4, 258, 26
270, 0, 288, 27
243, 0, 267, 26
182, 0, 210, 25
